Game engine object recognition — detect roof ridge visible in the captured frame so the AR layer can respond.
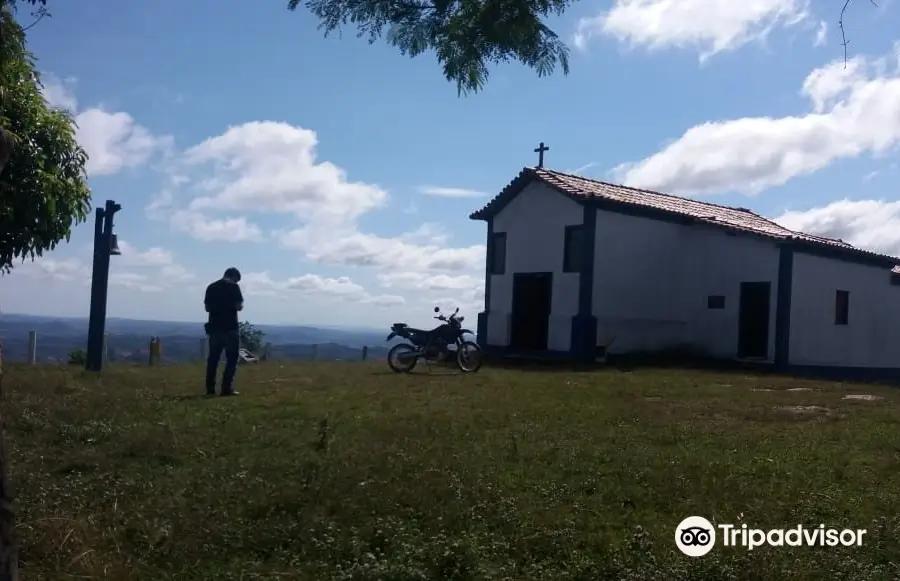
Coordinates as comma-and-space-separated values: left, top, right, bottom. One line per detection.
471, 166, 899, 266
535, 167, 781, 220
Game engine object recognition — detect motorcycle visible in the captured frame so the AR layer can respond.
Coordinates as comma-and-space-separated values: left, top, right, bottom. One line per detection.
385, 306, 483, 373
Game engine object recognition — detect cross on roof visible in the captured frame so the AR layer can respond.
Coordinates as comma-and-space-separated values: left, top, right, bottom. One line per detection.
534, 142, 549, 168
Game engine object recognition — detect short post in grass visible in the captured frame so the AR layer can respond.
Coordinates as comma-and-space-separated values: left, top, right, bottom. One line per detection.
262, 343, 271, 362
200, 337, 208, 361
361, 346, 368, 361
148, 337, 161, 366
26, 331, 36, 365
102, 333, 109, 365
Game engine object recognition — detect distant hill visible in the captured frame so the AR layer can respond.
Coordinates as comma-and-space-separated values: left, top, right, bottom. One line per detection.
0, 314, 395, 364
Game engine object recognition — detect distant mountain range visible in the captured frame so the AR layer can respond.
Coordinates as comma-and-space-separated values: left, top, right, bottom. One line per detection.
0, 314, 395, 364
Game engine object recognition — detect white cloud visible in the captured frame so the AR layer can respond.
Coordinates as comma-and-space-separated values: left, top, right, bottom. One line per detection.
8, 240, 194, 294
863, 170, 880, 182
160, 264, 193, 283
384, 270, 485, 316
116, 240, 174, 267
182, 121, 387, 224
169, 210, 263, 242
109, 272, 164, 293
774, 199, 900, 257
612, 46, 900, 195
427, 285, 486, 316
156, 121, 485, 280
12, 257, 86, 282
813, 20, 828, 47
113, 241, 193, 286
400, 223, 450, 245
574, 0, 809, 58
419, 186, 486, 198
378, 271, 483, 291
145, 190, 174, 220
41, 75, 78, 111
40, 74, 172, 177
567, 161, 600, 175
75, 109, 172, 176
280, 226, 484, 272
241, 271, 404, 306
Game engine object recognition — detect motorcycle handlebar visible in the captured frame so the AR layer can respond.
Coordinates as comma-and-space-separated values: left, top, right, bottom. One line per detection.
433, 306, 461, 322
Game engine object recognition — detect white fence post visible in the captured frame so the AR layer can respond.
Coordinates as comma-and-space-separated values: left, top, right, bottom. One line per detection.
200, 337, 209, 361
102, 332, 109, 364
26, 330, 37, 365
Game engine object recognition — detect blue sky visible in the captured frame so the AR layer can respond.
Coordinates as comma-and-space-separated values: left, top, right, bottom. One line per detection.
3, 0, 899, 329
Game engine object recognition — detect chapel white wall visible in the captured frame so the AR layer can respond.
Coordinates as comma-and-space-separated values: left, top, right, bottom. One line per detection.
592, 210, 780, 359
790, 252, 900, 367
682, 228, 780, 360
487, 182, 582, 350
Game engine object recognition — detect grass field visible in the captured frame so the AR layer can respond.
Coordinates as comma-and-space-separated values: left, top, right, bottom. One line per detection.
4, 361, 900, 580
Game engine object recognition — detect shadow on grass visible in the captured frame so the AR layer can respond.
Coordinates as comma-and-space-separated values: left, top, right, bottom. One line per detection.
163, 393, 211, 402
369, 366, 468, 377
483, 352, 900, 387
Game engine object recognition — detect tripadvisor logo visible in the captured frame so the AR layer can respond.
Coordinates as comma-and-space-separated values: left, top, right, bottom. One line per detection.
676, 516, 716, 557
675, 516, 867, 556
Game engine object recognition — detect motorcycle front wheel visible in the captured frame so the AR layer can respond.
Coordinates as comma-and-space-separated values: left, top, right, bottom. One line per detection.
455, 341, 483, 373
387, 343, 419, 373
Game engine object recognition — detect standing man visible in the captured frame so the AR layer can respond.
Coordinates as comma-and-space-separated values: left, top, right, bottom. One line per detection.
204, 267, 244, 397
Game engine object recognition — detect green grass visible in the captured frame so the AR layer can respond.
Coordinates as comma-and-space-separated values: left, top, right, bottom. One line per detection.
5, 361, 900, 580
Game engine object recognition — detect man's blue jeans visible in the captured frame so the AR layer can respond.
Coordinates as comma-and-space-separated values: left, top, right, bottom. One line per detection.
206, 329, 239, 394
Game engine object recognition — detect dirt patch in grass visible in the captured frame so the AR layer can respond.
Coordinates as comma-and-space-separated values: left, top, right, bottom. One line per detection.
776, 404, 832, 415
843, 394, 882, 401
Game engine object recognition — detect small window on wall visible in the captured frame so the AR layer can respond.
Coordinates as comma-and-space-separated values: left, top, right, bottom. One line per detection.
489, 232, 507, 275
563, 225, 584, 273
835, 290, 850, 325
707, 295, 725, 309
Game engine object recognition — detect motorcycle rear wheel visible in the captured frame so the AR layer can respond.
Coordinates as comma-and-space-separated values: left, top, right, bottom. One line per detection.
387, 343, 418, 373
456, 341, 483, 373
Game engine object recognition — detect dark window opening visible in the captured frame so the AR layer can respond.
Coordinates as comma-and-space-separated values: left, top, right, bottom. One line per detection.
707, 295, 725, 309
835, 290, 849, 325
489, 232, 506, 275
563, 225, 584, 273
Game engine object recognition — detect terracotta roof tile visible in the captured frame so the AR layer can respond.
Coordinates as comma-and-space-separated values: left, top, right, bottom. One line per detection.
469, 167, 899, 265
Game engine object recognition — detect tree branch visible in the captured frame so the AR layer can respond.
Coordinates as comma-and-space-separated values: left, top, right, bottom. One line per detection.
19, 6, 46, 32
838, 0, 878, 68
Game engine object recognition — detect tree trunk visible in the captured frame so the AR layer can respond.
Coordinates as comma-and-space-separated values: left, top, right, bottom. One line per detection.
0, 127, 12, 177
0, 343, 17, 581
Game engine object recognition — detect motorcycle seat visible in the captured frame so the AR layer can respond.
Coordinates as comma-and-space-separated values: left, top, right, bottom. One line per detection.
392, 322, 408, 328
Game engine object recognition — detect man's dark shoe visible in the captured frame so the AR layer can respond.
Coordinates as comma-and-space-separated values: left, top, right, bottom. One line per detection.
206, 391, 216, 398
220, 390, 239, 397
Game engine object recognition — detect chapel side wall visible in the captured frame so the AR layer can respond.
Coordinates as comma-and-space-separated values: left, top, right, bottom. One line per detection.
487, 182, 583, 351
682, 228, 780, 360
591, 209, 691, 352
790, 252, 900, 367
591, 212, 780, 359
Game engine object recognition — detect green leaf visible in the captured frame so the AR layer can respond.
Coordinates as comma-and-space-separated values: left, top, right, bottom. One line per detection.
289, 0, 572, 95
0, 2, 91, 273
